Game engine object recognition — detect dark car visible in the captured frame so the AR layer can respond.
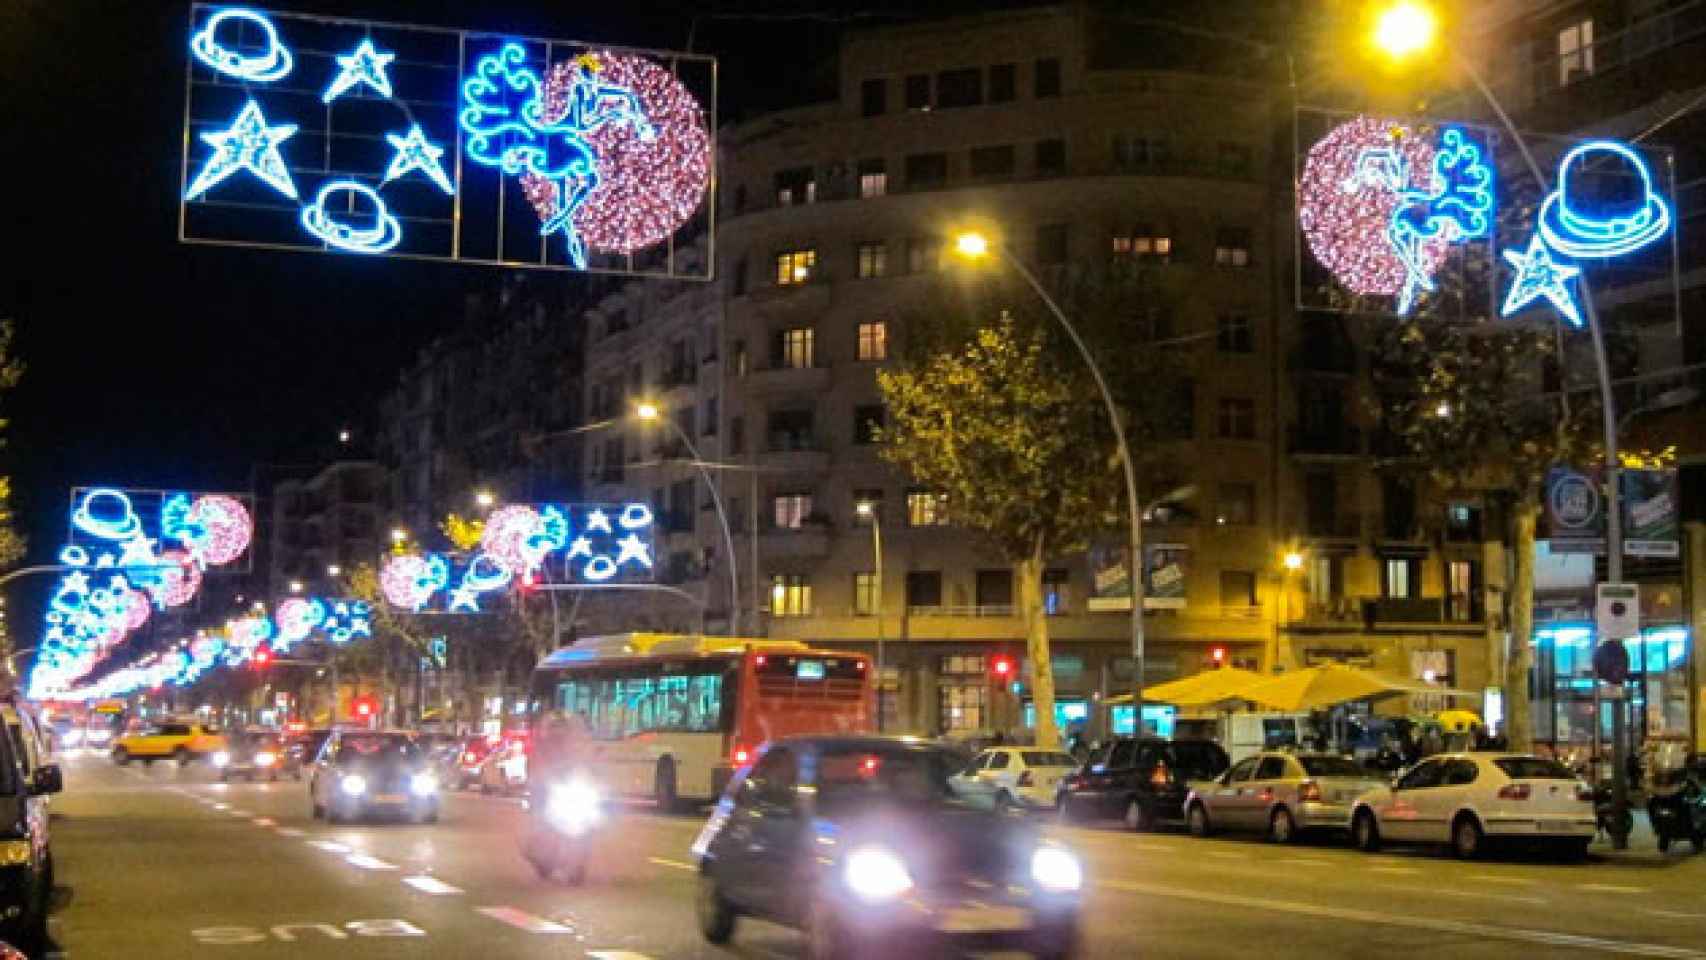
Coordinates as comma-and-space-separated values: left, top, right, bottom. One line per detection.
1057, 737, 1230, 831
0, 707, 60, 952
308, 731, 440, 823
693, 736, 1082, 960
216, 731, 291, 782
286, 728, 332, 778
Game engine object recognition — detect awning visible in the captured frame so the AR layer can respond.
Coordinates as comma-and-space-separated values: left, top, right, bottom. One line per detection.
1238, 663, 1477, 712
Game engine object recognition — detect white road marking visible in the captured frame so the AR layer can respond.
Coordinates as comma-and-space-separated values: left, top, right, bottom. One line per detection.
1577, 883, 1647, 894
275, 828, 305, 838
228, 809, 251, 817
251, 817, 276, 828
588, 953, 655, 959
1469, 874, 1539, 886
309, 840, 350, 854
345, 854, 397, 870
1429, 888, 1547, 907
211, 803, 230, 811
1367, 865, 1420, 875
476, 907, 573, 934
647, 857, 695, 872
1277, 857, 1328, 867
1098, 878, 1697, 958
1643, 908, 1706, 920
402, 876, 463, 895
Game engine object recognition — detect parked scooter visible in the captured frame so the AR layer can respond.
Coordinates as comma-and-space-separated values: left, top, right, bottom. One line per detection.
1646, 748, 1706, 854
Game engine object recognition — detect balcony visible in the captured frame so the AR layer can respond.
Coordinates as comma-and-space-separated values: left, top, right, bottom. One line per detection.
1288, 424, 1362, 459
760, 525, 830, 558
747, 363, 831, 395
906, 604, 1016, 618
759, 435, 830, 472
1360, 596, 1449, 625
1302, 513, 1364, 543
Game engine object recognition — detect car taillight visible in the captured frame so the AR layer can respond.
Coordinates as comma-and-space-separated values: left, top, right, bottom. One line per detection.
732, 746, 750, 766
1017, 771, 1034, 788
1498, 784, 1531, 800
1065, 774, 1085, 791
1298, 780, 1322, 803
461, 752, 476, 764
1149, 763, 1171, 787
1575, 784, 1594, 803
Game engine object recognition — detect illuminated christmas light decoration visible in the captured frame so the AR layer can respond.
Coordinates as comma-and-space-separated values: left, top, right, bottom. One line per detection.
322, 38, 396, 104
614, 533, 652, 569
148, 550, 204, 608
275, 597, 327, 646
565, 536, 593, 560
72, 488, 143, 541
618, 503, 654, 529
449, 555, 512, 612
532, 506, 570, 557
481, 505, 545, 574
1501, 234, 1583, 327
380, 552, 448, 611
322, 601, 372, 644
166, 493, 253, 566
583, 555, 617, 582
185, 100, 299, 201
58, 546, 89, 566
460, 46, 660, 268
300, 180, 402, 254
1538, 141, 1671, 259
382, 125, 455, 194
190, 7, 293, 82
585, 508, 613, 534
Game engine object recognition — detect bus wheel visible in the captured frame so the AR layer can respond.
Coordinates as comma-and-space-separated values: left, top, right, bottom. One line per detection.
655, 758, 679, 814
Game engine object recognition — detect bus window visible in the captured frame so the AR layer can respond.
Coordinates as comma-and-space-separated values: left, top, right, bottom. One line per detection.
569, 667, 728, 740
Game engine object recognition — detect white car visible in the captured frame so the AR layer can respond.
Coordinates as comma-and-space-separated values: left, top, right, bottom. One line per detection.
949, 746, 1079, 811
1350, 752, 1596, 859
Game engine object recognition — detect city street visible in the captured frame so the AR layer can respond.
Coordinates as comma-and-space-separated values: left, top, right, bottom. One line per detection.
40, 754, 1706, 959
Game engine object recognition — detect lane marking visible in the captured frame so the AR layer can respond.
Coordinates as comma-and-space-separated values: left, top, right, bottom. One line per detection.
1097, 878, 1699, 958
211, 803, 230, 811
402, 876, 463, 895
1367, 866, 1420, 875
476, 907, 573, 934
228, 808, 251, 817
1577, 883, 1647, 894
275, 828, 305, 838
647, 857, 695, 872
1204, 851, 1241, 860
345, 854, 397, 870
1429, 888, 1547, 907
309, 840, 350, 854
1277, 857, 1328, 867
1469, 874, 1539, 886
251, 817, 276, 828
1643, 909, 1706, 920
588, 953, 655, 960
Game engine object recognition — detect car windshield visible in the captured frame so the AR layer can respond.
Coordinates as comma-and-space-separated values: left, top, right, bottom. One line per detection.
1298, 756, 1370, 778
816, 745, 961, 810
1022, 751, 1076, 767
335, 735, 421, 765
1494, 757, 1577, 780
1167, 742, 1230, 778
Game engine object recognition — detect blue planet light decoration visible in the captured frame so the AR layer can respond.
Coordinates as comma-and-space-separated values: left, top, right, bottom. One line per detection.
300, 180, 403, 254
190, 7, 293, 82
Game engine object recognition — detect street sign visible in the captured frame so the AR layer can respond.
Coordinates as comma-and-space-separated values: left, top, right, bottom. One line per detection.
1593, 641, 1631, 684
1596, 583, 1640, 639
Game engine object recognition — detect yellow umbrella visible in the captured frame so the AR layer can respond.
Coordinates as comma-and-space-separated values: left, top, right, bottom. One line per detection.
1237, 663, 1423, 712
1140, 667, 1266, 706
1433, 709, 1482, 732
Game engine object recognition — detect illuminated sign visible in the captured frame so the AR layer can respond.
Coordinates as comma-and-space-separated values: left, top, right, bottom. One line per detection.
180, 4, 715, 279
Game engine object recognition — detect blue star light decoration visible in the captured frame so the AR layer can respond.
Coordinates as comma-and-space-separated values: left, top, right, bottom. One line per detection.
185, 100, 299, 201
323, 38, 397, 104
382, 125, 455, 194
1502, 234, 1583, 327
1345, 126, 1493, 314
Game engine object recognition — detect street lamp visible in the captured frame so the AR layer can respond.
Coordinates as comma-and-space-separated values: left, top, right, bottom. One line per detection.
1371, 2, 1437, 60
390, 527, 409, 545
636, 400, 741, 634
474, 490, 496, 509
326, 564, 342, 578
288, 580, 304, 594
1282, 551, 1304, 572
954, 230, 1154, 734
855, 499, 885, 730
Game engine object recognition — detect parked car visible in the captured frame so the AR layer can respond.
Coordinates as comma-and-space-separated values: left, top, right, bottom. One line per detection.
112, 720, 226, 766
445, 735, 495, 791
309, 730, 440, 824
1350, 752, 1596, 859
1057, 737, 1230, 831
0, 702, 60, 952
694, 735, 1083, 959
0, 703, 51, 791
1184, 752, 1388, 842
949, 747, 1079, 811
478, 733, 530, 795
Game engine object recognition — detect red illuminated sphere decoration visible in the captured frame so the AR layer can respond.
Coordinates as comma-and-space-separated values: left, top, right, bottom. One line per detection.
188, 494, 253, 566
1298, 116, 1450, 298
480, 505, 542, 574
150, 550, 204, 609
121, 588, 152, 632
522, 52, 712, 256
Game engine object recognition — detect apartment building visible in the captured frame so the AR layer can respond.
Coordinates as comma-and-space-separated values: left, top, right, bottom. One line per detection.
269, 460, 385, 598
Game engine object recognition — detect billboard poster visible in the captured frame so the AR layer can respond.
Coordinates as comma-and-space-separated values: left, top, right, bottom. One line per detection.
1622, 469, 1679, 557
1087, 542, 1188, 612
1544, 465, 1603, 554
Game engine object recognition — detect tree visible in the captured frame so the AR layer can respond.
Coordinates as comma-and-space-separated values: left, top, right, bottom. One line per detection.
1371, 318, 1593, 750
879, 315, 1125, 749
0, 322, 23, 573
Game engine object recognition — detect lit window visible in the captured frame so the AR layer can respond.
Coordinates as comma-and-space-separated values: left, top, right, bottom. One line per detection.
907, 491, 949, 527
770, 574, 812, 617
858, 158, 887, 198
1043, 568, 1069, 616
857, 321, 888, 361
1214, 227, 1252, 267
1112, 225, 1172, 261
778, 328, 814, 369
775, 249, 817, 286
853, 572, 879, 616
774, 167, 816, 206
1558, 19, 1594, 85
856, 241, 888, 279
773, 494, 812, 530
1384, 558, 1415, 599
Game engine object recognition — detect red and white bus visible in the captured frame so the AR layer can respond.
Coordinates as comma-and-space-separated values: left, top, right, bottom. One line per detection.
529, 634, 872, 806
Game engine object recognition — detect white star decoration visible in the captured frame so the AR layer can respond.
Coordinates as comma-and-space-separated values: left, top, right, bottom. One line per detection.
185, 100, 299, 200
323, 39, 396, 104
382, 125, 454, 194
585, 509, 613, 534
1502, 234, 1583, 327
615, 533, 653, 569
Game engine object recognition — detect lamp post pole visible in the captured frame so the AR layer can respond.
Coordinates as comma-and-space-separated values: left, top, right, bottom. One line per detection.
857, 501, 885, 730
654, 415, 742, 635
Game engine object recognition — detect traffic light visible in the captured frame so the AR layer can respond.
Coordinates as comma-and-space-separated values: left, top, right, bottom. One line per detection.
251, 646, 273, 669
990, 655, 1016, 679
353, 695, 376, 720
1209, 646, 1227, 668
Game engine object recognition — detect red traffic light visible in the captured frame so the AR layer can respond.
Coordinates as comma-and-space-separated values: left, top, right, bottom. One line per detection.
991, 655, 1015, 677
1210, 646, 1227, 666
251, 646, 273, 668
353, 696, 375, 718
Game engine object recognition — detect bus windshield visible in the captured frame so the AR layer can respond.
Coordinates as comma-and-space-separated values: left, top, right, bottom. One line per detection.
545, 663, 730, 739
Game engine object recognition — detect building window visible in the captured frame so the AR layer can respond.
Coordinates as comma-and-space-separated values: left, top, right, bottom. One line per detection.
1217, 397, 1256, 439
906, 571, 942, 608
857, 321, 888, 361
906, 236, 943, 274
1043, 568, 1069, 615
905, 152, 948, 189
938, 680, 986, 733
1382, 557, 1418, 600
1216, 313, 1253, 353
1308, 554, 1343, 608
969, 144, 1016, 179
857, 158, 887, 198
904, 73, 930, 110
853, 404, 885, 445
1217, 141, 1252, 177
1558, 18, 1594, 85
731, 339, 748, 377
1217, 482, 1256, 525
1446, 559, 1477, 621
1035, 138, 1067, 177
773, 493, 812, 530
1219, 570, 1256, 607
729, 416, 744, 455
1036, 223, 1069, 265
702, 395, 718, 436
1034, 57, 1061, 98
776, 327, 814, 369
935, 67, 982, 108
767, 409, 814, 450
1112, 134, 1170, 170
856, 241, 888, 279
907, 491, 949, 527
860, 78, 886, 117
1214, 227, 1252, 267
988, 63, 1016, 102
852, 489, 883, 525
770, 574, 812, 617
774, 167, 815, 206
976, 569, 1013, 609
853, 572, 879, 616
1111, 225, 1172, 261
775, 249, 817, 285
730, 256, 747, 296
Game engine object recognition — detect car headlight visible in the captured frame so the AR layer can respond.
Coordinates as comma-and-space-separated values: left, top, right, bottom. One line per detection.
410, 772, 439, 797
845, 847, 913, 902
254, 752, 277, 767
211, 751, 231, 768
1030, 846, 1083, 893
340, 774, 367, 797
546, 779, 602, 834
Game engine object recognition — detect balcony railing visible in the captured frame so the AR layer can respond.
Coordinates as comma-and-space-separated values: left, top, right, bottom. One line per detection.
906, 604, 1016, 618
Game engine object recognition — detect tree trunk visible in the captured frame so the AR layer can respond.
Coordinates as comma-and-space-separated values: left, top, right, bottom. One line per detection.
1019, 535, 1061, 750
1505, 496, 1539, 752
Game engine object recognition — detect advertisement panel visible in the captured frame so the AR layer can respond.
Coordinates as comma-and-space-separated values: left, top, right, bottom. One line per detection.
1622, 469, 1679, 557
1087, 542, 1188, 612
1544, 465, 1604, 554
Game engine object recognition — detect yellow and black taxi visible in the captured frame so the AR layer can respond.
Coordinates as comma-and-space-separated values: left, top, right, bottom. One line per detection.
112, 720, 226, 766
693, 735, 1083, 960
0, 701, 60, 953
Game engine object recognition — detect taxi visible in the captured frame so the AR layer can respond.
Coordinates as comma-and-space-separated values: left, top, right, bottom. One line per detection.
112, 720, 226, 766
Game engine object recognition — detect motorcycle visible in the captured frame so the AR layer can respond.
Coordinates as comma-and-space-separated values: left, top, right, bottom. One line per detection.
521, 776, 605, 885
1647, 775, 1706, 854
1593, 781, 1634, 839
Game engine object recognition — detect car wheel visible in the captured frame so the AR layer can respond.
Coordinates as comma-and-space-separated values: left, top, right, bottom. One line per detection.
696, 873, 737, 944
1123, 799, 1152, 833
1451, 815, 1484, 860
1187, 802, 1212, 838
1352, 810, 1381, 852
655, 757, 679, 813
174, 747, 192, 767
995, 791, 1016, 813
1269, 807, 1297, 844
112, 748, 130, 767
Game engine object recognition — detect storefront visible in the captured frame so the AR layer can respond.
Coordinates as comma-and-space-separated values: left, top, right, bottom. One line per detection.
1531, 623, 1692, 761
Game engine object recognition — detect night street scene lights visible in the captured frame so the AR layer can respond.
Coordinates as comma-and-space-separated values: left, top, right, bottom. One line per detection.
633, 399, 739, 630
1371, 1, 1438, 61
474, 490, 496, 509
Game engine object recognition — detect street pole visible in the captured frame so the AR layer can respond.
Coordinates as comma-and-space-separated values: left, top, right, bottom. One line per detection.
660, 417, 742, 635
857, 505, 885, 730
987, 246, 1147, 735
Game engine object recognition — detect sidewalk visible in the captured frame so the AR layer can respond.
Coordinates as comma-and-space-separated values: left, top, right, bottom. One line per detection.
1589, 809, 1689, 863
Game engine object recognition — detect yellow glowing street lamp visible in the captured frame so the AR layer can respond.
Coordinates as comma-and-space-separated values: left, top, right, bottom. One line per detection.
635, 401, 660, 422
1282, 551, 1305, 572
474, 489, 496, 509
1371, 1, 1437, 61
390, 527, 409, 544
954, 232, 990, 259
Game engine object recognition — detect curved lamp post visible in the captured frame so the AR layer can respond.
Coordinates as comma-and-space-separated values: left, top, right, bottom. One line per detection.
637, 402, 742, 635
